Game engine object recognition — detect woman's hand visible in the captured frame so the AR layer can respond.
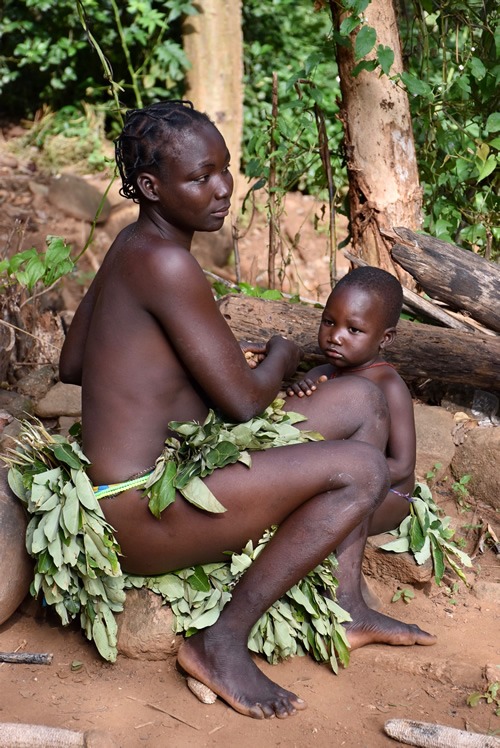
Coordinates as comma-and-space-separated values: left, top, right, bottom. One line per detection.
265, 335, 301, 379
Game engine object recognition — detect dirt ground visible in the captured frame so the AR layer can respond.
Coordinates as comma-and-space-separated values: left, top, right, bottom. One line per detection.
0, 125, 499, 747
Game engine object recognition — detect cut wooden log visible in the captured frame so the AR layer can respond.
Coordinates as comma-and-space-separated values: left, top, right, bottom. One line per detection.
217, 295, 500, 390
389, 228, 500, 333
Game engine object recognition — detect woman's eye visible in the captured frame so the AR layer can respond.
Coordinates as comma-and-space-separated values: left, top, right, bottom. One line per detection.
193, 174, 209, 183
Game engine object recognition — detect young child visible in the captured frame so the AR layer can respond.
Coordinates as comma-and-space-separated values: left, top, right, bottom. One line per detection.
59, 102, 434, 720
287, 266, 415, 536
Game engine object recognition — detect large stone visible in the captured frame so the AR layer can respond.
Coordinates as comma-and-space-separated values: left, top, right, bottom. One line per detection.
48, 173, 112, 223
35, 381, 81, 418
451, 426, 500, 511
414, 403, 455, 481
363, 532, 433, 585
0, 469, 33, 625
116, 587, 180, 660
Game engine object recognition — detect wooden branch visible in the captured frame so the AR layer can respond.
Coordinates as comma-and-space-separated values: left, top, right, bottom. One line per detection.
0, 651, 53, 665
218, 295, 500, 390
390, 228, 500, 333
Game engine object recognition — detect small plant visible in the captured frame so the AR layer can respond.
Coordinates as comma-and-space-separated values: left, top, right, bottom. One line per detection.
467, 681, 500, 716
0, 236, 74, 294
425, 462, 442, 482
452, 474, 472, 511
391, 587, 415, 604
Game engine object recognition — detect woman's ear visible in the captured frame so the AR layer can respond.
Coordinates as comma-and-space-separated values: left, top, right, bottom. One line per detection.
380, 327, 396, 350
136, 173, 159, 202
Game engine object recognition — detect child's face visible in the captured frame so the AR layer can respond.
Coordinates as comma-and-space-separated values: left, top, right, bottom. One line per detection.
318, 285, 393, 369
147, 122, 233, 233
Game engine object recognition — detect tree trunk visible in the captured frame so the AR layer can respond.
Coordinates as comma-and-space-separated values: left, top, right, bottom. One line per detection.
329, 0, 422, 284
390, 228, 500, 333
217, 295, 500, 390
182, 1, 244, 269
182, 1, 243, 189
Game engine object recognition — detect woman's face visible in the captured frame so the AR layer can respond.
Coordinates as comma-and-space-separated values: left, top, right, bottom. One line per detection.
149, 122, 233, 234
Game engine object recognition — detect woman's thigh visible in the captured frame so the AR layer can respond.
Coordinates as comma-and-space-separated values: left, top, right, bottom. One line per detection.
104, 438, 388, 575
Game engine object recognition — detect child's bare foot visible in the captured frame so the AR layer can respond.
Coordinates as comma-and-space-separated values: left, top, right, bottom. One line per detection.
343, 605, 437, 651
177, 629, 307, 719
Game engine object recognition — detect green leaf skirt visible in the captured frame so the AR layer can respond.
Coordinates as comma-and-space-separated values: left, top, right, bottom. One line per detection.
2, 402, 351, 670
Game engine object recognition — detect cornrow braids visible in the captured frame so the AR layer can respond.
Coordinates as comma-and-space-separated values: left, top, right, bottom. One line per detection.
114, 100, 213, 202
334, 266, 403, 328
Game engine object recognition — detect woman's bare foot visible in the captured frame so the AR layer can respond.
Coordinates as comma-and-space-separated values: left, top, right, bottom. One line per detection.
177, 628, 307, 719
343, 604, 437, 651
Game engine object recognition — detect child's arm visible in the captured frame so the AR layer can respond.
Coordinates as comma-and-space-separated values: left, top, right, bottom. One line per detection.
383, 376, 416, 485
286, 365, 331, 397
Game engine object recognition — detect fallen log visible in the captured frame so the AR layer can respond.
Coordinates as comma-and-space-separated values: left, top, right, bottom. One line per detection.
217, 295, 500, 390
389, 228, 500, 333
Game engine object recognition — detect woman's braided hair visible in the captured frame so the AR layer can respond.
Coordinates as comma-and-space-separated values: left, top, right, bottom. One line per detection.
114, 100, 212, 202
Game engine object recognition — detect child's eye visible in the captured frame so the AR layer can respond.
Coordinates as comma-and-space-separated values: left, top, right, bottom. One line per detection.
322, 318, 334, 327
349, 327, 361, 334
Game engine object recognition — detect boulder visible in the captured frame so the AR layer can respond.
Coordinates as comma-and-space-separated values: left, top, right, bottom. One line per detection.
116, 587, 180, 660
35, 382, 81, 418
363, 532, 433, 585
451, 426, 500, 511
0, 469, 32, 625
48, 173, 112, 223
414, 404, 455, 481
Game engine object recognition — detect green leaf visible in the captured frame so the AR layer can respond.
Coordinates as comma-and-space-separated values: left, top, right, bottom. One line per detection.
430, 536, 445, 585
180, 476, 227, 514
485, 112, 500, 134
187, 566, 211, 592
477, 156, 497, 183
380, 537, 410, 553
52, 443, 82, 469
376, 44, 394, 76
400, 72, 432, 97
148, 460, 177, 518
354, 25, 376, 59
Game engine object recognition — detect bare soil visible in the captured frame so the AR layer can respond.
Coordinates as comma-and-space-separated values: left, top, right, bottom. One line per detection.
0, 126, 499, 748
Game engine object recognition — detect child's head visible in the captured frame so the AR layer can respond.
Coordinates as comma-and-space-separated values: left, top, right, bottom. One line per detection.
115, 100, 216, 203
319, 266, 403, 369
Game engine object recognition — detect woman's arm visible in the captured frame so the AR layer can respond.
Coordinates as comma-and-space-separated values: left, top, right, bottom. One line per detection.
137, 246, 301, 422
59, 279, 100, 385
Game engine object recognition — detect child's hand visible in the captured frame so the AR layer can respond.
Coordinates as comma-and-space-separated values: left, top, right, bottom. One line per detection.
286, 374, 328, 397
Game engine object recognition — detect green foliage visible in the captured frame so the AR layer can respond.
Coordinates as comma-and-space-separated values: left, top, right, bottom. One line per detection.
0, 0, 196, 116
399, 0, 500, 257
380, 482, 473, 585
0, 236, 74, 294
391, 587, 415, 604
451, 473, 472, 511
467, 681, 500, 716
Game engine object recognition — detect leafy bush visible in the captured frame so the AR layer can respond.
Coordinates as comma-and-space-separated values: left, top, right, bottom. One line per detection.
0, 0, 196, 116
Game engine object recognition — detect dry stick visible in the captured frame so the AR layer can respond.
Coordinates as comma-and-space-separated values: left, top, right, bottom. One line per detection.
0, 318, 62, 350
125, 695, 201, 731
314, 102, 337, 286
268, 71, 279, 290
0, 652, 53, 665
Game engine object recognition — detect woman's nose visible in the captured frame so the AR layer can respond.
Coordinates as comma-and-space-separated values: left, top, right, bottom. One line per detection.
215, 171, 233, 199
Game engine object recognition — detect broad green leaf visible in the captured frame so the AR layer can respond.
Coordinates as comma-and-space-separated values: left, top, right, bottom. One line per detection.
354, 25, 376, 59
187, 565, 211, 592
430, 536, 445, 585
152, 573, 185, 599
380, 537, 410, 553
477, 156, 497, 183
147, 460, 177, 518
181, 476, 227, 514
485, 112, 500, 134
7, 468, 26, 501
189, 605, 221, 630
62, 487, 80, 535
376, 44, 394, 76
400, 72, 432, 97
52, 443, 82, 469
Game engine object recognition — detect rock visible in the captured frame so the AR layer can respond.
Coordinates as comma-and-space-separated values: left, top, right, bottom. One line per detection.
35, 382, 81, 418
472, 579, 500, 604
451, 426, 500, 511
116, 588, 180, 660
0, 469, 33, 625
0, 388, 34, 419
363, 532, 433, 585
48, 173, 112, 223
16, 365, 56, 400
414, 403, 455, 481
